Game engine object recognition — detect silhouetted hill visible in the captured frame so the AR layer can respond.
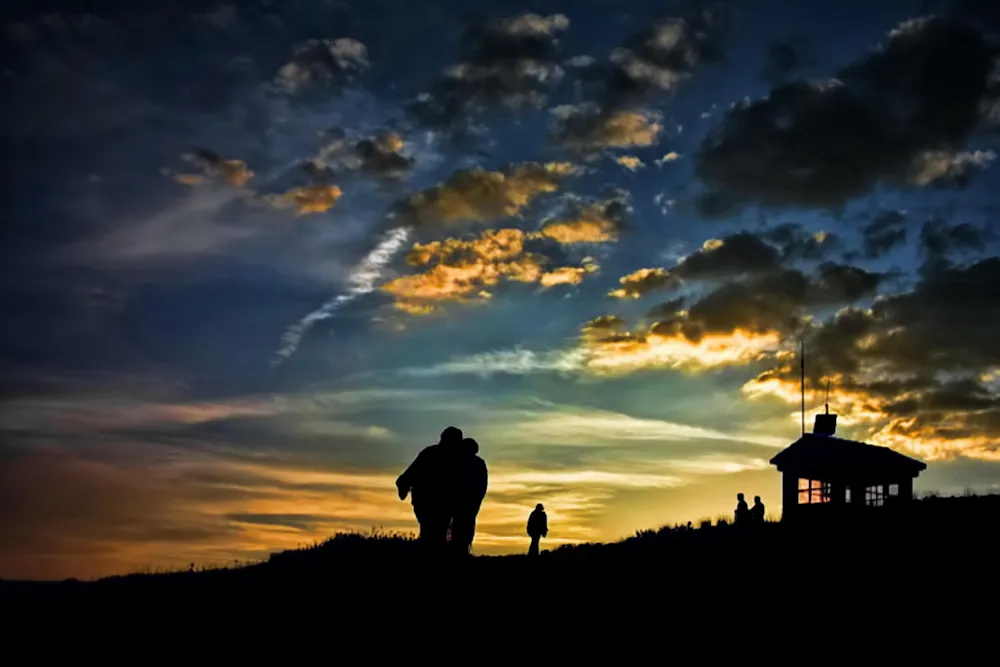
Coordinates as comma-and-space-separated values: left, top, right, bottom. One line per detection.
5, 494, 999, 659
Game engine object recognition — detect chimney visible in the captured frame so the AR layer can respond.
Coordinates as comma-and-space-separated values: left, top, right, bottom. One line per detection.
813, 410, 837, 436
813, 380, 836, 436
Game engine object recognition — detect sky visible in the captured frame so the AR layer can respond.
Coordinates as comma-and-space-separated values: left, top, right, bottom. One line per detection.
2, 0, 1000, 580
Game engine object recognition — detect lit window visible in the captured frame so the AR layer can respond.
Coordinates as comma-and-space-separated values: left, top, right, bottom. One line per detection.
889, 484, 899, 497
845, 488, 852, 504
865, 485, 885, 507
798, 479, 831, 504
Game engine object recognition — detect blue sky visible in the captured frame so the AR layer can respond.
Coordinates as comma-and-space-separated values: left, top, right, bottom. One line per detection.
2, 0, 1000, 579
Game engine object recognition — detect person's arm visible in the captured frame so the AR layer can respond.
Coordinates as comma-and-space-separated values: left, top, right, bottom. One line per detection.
396, 449, 426, 500
542, 515, 548, 537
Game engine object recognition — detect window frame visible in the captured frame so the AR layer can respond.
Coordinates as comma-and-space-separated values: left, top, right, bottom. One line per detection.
798, 478, 832, 505
865, 484, 885, 507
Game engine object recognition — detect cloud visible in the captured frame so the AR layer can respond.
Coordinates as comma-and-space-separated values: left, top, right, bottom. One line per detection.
381, 228, 597, 314
600, 10, 725, 107
539, 262, 598, 287
657, 152, 682, 168
61, 189, 258, 264
862, 211, 908, 258
582, 314, 628, 335
607, 231, 789, 299
680, 272, 811, 337
275, 38, 369, 93
172, 148, 255, 188
919, 218, 988, 261
305, 129, 414, 181
615, 155, 645, 171
647, 297, 687, 320
551, 105, 664, 151
742, 258, 1000, 460
382, 229, 543, 310
760, 39, 810, 84
0, 442, 423, 579
391, 162, 579, 228
588, 257, 886, 374
683, 263, 882, 335
493, 406, 784, 448
908, 149, 996, 187
0, 395, 282, 435
584, 326, 783, 374
400, 347, 590, 377
265, 184, 343, 215
813, 262, 885, 303
608, 268, 678, 299
409, 12, 569, 126
273, 227, 412, 365
536, 195, 629, 244
697, 17, 998, 208
674, 232, 783, 280
761, 224, 839, 261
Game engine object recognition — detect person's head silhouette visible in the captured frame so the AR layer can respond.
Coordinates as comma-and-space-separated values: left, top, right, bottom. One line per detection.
462, 437, 479, 454
754, 495, 761, 503
737, 493, 745, 502
536, 503, 544, 511
440, 426, 463, 446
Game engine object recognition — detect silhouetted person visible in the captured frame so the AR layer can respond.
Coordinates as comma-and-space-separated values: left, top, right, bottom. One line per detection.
449, 437, 488, 555
397, 426, 464, 548
735, 493, 751, 527
751, 495, 766, 525
527, 503, 548, 556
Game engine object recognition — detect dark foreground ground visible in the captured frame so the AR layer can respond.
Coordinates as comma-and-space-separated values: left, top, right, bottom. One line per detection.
4, 495, 999, 660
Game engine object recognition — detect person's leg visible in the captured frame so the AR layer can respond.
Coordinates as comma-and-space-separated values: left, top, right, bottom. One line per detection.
465, 513, 477, 551
528, 535, 539, 556
417, 506, 448, 551
450, 513, 474, 555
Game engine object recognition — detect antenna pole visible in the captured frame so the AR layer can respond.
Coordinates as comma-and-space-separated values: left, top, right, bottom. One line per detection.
800, 339, 805, 436
825, 379, 830, 415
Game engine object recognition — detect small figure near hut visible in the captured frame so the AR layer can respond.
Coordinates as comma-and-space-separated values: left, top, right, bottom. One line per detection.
751, 496, 766, 525
735, 493, 751, 527
527, 503, 548, 556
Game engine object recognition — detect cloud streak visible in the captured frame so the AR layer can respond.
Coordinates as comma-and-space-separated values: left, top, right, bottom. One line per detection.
272, 226, 411, 365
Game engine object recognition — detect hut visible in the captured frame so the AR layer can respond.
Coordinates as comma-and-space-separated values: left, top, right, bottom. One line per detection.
769, 410, 927, 522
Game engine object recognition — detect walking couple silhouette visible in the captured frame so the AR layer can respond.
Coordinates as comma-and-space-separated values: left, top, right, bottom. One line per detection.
396, 426, 488, 555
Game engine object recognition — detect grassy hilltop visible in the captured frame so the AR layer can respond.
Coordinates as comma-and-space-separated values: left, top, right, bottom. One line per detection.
4, 494, 998, 659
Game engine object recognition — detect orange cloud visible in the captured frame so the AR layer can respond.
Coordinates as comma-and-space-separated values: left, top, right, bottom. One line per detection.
175, 149, 255, 188
608, 267, 677, 299
172, 173, 209, 186
383, 253, 545, 303
267, 184, 343, 215
382, 228, 597, 314
552, 106, 664, 150
615, 155, 645, 171
537, 201, 621, 244
395, 162, 580, 227
584, 325, 781, 373
740, 364, 1000, 462
540, 261, 598, 287
215, 160, 255, 188
406, 228, 529, 267
655, 151, 681, 166
582, 314, 628, 336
